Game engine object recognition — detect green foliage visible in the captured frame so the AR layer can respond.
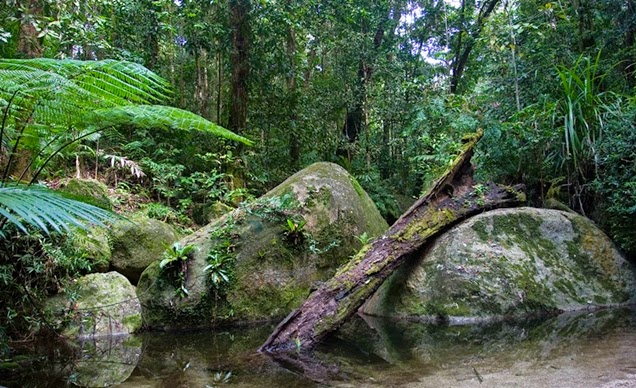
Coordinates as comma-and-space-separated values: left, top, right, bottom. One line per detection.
0, 58, 252, 236
159, 242, 194, 269
160, 242, 195, 298
0, 185, 119, 237
354, 169, 401, 222
556, 53, 611, 177
283, 217, 307, 246
592, 101, 636, 259
355, 232, 371, 246
0, 229, 95, 340
204, 253, 232, 287
143, 202, 188, 225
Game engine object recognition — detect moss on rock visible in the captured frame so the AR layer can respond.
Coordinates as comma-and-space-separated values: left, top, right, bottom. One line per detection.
46, 272, 142, 338
110, 215, 179, 285
362, 207, 636, 322
137, 162, 389, 329
63, 178, 112, 210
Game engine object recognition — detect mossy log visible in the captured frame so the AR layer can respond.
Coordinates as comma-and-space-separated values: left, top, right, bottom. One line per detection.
259, 129, 526, 353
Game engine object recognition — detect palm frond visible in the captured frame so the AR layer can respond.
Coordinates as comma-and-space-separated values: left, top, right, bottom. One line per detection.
0, 185, 121, 236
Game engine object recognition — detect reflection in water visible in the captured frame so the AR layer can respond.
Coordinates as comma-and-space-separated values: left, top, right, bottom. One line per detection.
4, 308, 636, 387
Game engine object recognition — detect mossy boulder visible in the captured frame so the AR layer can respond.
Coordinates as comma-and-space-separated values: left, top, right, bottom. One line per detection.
110, 215, 179, 284
66, 227, 111, 272
137, 162, 389, 330
63, 178, 112, 210
362, 207, 636, 322
46, 272, 142, 338
191, 201, 233, 225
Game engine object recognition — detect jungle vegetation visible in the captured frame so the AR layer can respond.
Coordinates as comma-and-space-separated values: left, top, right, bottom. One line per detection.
1, 0, 635, 348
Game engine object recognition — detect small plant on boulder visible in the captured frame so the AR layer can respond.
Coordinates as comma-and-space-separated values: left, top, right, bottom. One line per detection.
283, 218, 307, 245
159, 242, 195, 298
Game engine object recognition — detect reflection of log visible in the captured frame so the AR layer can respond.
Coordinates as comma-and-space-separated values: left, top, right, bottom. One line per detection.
260, 129, 526, 353
261, 350, 344, 385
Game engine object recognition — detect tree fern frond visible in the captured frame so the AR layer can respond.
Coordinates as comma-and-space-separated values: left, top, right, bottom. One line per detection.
0, 185, 121, 236
90, 105, 255, 146
0, 58, 170, 109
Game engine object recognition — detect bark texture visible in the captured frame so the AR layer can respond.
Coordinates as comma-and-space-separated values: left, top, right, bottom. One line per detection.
260, 129, 526, 353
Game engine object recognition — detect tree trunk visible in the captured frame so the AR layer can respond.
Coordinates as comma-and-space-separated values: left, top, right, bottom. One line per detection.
17, 0, 43, 58
449, 0, 501, 94
287, 19, 300, 168
260, 129, 526, 353
228, 0, 250, 134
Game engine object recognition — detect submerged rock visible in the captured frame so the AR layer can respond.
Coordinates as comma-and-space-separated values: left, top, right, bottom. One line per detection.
47, 272, 142, 338
110, 215, 179, 285
137, 162, 389, 329
362, 207, 636, 321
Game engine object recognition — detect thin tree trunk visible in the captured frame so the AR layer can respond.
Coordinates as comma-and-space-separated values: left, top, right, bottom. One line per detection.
260, 130, 525, 353
507, 1, 521, 112
287, 21, 300, 168
217, 51, 223, 123
450, 0, 501, 94
228, 0, 250, 135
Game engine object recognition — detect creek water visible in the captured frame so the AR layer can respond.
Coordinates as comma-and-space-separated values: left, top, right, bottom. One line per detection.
3, 307, 636, 387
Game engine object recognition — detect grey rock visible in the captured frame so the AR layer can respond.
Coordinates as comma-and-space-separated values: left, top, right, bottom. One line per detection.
362, 207, 636, 321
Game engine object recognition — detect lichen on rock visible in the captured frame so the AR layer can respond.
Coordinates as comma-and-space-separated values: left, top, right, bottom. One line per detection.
362, 207, 636, 322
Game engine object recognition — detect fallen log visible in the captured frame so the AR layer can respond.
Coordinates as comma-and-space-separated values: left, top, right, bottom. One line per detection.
259, 129, 525, 353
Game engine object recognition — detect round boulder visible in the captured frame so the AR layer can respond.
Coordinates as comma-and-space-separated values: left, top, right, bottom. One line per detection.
110, 215, 179, 284
362, 207, 636, 322
63, 178, 112, 210
137, 162, 389, 329
47, 272, 142, 338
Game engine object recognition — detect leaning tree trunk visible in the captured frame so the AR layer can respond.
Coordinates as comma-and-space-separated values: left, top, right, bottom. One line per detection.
259, 129, 526, 353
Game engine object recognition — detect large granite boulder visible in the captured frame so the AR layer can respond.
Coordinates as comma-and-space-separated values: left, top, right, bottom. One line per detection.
362, 207, 636, 322
137, 162, 389, 329
110, 215, 179, 284
47, 272, 142, 338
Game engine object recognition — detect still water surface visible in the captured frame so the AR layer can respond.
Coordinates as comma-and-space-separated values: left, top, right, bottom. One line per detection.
4, 307, 636, 387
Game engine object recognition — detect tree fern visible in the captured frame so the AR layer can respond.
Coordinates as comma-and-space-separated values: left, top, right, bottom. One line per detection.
0, 58, 253, 237
0, 185, 119, 237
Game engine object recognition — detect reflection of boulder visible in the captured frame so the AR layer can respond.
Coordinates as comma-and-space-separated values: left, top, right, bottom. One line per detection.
138, 162, 388, 329
347, 309, 632, 367
322, 308, 636, 387
47, 272, 142, 338
110, 215, 179, 285
363, 208, 636, 321
73, 336, 141, 387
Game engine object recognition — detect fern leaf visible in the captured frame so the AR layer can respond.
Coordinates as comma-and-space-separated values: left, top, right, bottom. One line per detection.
90, 105, 255, 146
0, 185, 121, 236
